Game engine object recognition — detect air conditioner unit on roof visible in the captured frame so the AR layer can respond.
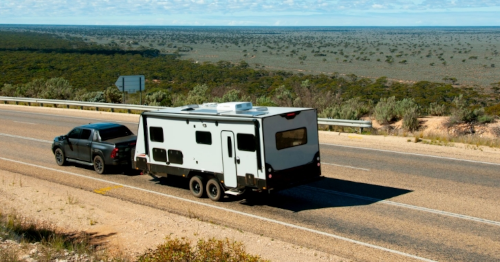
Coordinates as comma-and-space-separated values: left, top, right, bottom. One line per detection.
216, 102, 253, 111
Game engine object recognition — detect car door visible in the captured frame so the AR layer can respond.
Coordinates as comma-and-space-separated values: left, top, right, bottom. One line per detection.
64, 128, 81, 159
77, 129, 92, 162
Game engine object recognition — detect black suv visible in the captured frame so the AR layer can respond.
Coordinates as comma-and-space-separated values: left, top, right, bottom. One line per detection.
52, 123, 137, 174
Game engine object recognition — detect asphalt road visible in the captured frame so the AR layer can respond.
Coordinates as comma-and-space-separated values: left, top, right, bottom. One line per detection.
1, 106, 499, 262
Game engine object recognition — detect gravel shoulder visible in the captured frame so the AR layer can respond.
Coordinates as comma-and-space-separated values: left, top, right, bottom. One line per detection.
0, 169, 345, 261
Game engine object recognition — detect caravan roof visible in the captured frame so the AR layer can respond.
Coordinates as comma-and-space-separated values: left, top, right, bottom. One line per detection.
144, 102, 311, 118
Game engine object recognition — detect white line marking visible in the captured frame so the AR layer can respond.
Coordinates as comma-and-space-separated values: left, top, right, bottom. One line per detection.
322, 162, 370, 171
0, 133, 52, 144
321, 143, 500, 166
303, 186, 500, 227
13, 121, 36, 125
0, 156, 435, 262
0, 109, 138, 124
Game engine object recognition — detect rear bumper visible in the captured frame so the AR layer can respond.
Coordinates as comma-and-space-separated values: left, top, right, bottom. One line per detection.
265, 155, 321, 192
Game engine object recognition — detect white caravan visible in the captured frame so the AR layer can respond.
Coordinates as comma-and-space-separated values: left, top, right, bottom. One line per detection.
134, 102, 321, 201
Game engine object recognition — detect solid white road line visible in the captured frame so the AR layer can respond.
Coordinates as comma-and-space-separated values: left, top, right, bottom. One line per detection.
0, 156, 435, 262
321, 143, 500, 166
303, 185, 500, 227
321, 162, 370, 171
0, 133, 52, 144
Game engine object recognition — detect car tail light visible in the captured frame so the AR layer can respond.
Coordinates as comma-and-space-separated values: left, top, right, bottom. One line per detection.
110, 148, 119, 159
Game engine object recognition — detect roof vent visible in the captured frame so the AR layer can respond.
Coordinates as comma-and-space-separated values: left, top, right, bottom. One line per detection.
180, 104, 199, 111
201, 102, 218, 108
217, 102, 253, 111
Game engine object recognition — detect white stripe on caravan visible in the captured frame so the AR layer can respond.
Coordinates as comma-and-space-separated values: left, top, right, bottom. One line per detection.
321, 143, 500, 166
0, 156, 435, 262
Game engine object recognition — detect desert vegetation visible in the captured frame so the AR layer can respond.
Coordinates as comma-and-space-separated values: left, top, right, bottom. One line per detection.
0, 209, 266, 262
0, 27, 499, 140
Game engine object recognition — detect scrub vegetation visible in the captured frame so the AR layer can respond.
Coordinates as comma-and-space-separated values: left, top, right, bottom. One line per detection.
0, 26, 499, 135
0, 210, 265, 262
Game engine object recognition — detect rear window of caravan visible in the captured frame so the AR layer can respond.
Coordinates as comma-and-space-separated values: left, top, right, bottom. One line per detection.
275, 128, 307, 150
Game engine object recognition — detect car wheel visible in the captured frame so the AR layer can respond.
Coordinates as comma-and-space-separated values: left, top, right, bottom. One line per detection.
93, 155, 106, 174
54, 148, 66, 166
189, 175, 205, 198
206, 178, 224, 202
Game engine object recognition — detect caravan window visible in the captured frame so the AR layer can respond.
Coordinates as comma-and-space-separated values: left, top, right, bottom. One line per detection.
152, 148, 167, 162
275, 128, 307, 150
195, 131, 212, 145
150, 127, 164, 142
168, 150, 183, 164
237, 134, 255, 152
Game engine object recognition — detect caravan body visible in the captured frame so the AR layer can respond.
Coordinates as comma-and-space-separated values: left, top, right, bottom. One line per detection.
134, 102, 321, 200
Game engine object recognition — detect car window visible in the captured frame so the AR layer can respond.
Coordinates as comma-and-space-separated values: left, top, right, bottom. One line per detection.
68, 128, 81, 139
81, 129, 92, 140
98, 125, 133, 141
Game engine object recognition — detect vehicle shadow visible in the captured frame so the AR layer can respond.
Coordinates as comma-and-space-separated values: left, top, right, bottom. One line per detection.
238, 177, 413, 212
151, 175, 190, 190
146, 175, 412, 212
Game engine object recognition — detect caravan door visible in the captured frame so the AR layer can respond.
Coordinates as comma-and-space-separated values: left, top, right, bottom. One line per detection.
221, 131, 237, 187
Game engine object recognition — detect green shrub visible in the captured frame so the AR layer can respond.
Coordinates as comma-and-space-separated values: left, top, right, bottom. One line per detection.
320, 97, 368, 120
485, 103, 500, 116
402, 107, 419, 131
374, 96, 397, 124
428, 102, 446, 116
145, 90, 171, 106
138, 237, 267, 262
255, 96, 277, 106
395, 98, 417, 119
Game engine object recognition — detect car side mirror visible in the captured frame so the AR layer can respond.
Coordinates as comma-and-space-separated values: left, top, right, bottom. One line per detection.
60, 135, 68, 141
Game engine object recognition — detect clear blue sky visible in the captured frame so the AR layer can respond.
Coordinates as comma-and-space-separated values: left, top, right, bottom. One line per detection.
1, 0, 499, 26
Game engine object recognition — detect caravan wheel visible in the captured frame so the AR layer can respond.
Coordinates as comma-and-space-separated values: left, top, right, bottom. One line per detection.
189, 176, 205, 198
206, 178, 224, 201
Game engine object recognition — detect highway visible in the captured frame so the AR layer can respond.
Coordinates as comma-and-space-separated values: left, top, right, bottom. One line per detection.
1, 105, 499, 261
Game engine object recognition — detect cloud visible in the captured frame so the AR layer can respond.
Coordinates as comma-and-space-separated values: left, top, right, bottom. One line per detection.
1, 0, 500, 25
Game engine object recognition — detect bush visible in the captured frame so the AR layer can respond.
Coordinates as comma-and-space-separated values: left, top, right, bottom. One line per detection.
374, 96, 397, 124
402, 107, 419, 131
138, 237, 267, 262
145, 90, 171, 106
428, 102, 446, 116
320, 97, 368, 120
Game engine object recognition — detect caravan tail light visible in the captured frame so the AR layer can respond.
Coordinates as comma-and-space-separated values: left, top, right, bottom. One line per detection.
110, 148, 119, 159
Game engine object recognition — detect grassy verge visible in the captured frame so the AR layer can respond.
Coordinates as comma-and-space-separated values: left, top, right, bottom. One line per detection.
1, 210, 269, 262
0, 210, 125, 261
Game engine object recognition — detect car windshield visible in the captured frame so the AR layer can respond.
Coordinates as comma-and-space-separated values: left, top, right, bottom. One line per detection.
98, 126, 133, 141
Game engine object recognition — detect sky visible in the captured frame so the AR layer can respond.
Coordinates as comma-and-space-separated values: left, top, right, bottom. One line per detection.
0, 0, 499, 26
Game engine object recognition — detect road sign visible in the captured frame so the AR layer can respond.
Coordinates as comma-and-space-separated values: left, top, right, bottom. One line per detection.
115, 75, 145, 94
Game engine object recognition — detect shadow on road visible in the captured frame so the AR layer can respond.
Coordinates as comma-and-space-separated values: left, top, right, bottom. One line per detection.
146, 174, 412, 212
239, 177, 412, 212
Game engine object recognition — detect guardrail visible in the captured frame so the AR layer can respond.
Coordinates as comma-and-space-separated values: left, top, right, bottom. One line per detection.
0, 96, 372, 129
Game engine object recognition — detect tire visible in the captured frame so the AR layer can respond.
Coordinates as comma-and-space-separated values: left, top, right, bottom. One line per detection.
206, 178, 224, 202
93, 155, 106, 174
189, 175, 205, 198
54, 148, 66, 166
